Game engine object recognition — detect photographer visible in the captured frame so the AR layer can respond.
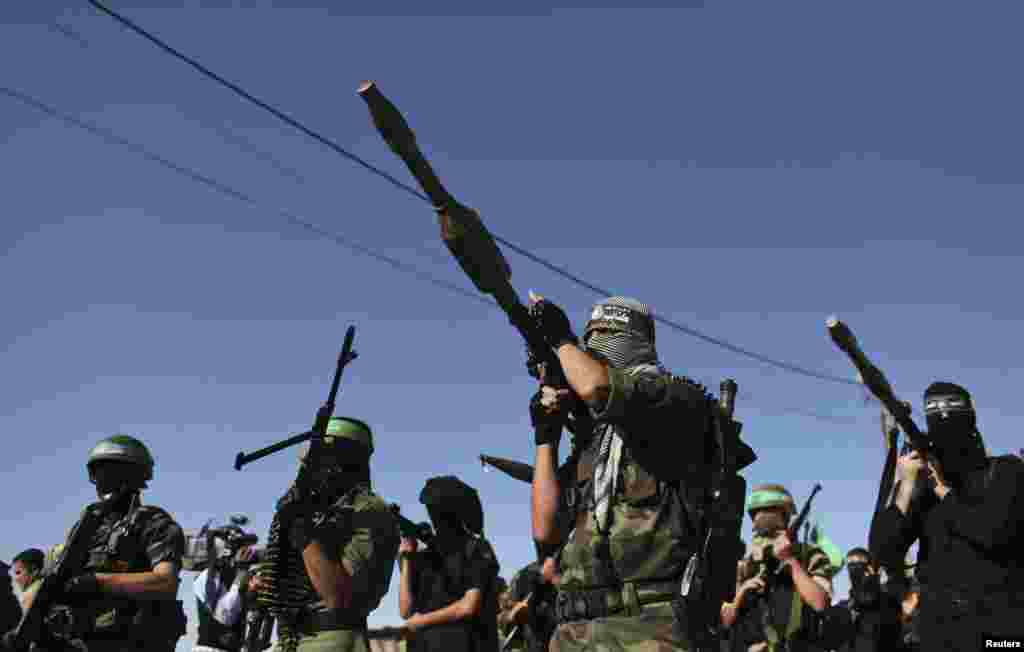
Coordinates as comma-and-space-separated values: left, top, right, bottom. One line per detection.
193, 522, 259, 652
720, 484, 833, 652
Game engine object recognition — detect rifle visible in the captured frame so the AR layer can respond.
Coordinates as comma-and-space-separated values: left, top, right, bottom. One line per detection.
234, 326, 358, 470
677, 379, 755, 652
8, 494, 122, 651
755, 483, 822, 584
357, 82, 592, 446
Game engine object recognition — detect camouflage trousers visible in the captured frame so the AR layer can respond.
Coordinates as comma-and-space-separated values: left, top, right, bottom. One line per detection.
547, 602, 689, 652
296, 629, 370, 652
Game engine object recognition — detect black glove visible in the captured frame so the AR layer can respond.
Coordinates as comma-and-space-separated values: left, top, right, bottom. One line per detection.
530, 299, 577, 350
530, 390, 566, 446
63, 573, 101, 599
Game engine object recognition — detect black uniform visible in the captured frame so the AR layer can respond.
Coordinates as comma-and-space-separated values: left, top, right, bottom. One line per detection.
0, 564, 20, 637
407, 536, 500, 652
870, 455, 1024, 650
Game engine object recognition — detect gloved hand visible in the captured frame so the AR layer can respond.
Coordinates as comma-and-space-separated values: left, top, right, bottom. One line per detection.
527, 293, 578, 350
530, 387, 569, 445
63, 573, 101, 599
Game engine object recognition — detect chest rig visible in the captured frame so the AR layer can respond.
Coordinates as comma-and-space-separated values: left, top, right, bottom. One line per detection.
87, 497, 151, 574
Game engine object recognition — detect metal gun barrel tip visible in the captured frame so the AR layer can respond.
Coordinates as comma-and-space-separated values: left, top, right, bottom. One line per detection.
234, 452, 245, 471
357, 80, 376, 95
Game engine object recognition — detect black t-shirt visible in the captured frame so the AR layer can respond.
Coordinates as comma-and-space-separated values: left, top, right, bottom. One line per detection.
408, 536, 499, 652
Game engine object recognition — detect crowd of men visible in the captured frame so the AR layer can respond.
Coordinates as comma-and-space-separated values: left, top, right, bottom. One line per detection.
3, 294, 1023, 652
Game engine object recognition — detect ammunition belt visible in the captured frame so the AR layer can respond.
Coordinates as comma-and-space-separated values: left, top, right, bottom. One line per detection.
554, 579, 680, 623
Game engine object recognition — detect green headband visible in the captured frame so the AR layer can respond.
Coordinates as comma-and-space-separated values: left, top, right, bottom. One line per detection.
745, 490, 792, 513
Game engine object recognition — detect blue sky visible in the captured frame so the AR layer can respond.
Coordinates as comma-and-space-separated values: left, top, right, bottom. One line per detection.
2, 2, 1023, 650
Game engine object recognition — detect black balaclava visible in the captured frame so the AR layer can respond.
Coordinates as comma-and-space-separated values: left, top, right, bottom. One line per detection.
421, 476, 483, 550
582, 297, 658, 369
924, 381, 986, 480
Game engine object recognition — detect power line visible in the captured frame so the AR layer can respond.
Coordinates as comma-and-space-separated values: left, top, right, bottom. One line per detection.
1, 86, 863, 424
0, 86, 493, 310
86, 0, 860, 388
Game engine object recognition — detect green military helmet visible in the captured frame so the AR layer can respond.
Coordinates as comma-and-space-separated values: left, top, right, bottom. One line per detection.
298, 417, 374, 465
87, 434, 155, 481
745, 483, 795, 518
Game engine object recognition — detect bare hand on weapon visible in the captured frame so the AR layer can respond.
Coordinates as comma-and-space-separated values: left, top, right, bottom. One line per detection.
928, 460, 951, 500
897, 450, 927, 484
737, 577, 766, 605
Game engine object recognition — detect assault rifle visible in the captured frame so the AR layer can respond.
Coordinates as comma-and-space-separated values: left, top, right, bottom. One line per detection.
7, 494, 122, 651
757, 484, 822, 582
676, 379, 756, 652
357, 82, 593, 447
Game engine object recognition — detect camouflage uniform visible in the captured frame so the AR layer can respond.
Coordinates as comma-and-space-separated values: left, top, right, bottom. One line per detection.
550, 363, 717, 652
286, 418, 400, 652
295, 483, 399, 652
727, 486, 834, 652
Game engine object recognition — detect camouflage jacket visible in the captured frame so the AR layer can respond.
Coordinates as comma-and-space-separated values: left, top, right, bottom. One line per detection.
557, 363, 716, 591
308, 483, 401, 621
732, 541, 834, 650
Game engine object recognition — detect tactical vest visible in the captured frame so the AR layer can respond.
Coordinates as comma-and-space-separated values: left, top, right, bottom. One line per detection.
74, 502, 187, 644
558, 409, 700, 591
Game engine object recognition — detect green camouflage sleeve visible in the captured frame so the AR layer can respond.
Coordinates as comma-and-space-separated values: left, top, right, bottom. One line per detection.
337, 503, 400, 601
593, 368, 713, 480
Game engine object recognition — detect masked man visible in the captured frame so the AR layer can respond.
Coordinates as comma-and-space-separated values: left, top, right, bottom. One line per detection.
5, 435, 187, 652
273, 418, 400, 652
869, 382, 1024, 651
820, 548, 902, 652
720, 485, 833, 652
397, 475, 499, 652
528, 294, 721, 652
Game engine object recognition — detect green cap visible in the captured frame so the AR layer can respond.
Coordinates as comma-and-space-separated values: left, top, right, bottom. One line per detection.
87, 434, 155, 480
